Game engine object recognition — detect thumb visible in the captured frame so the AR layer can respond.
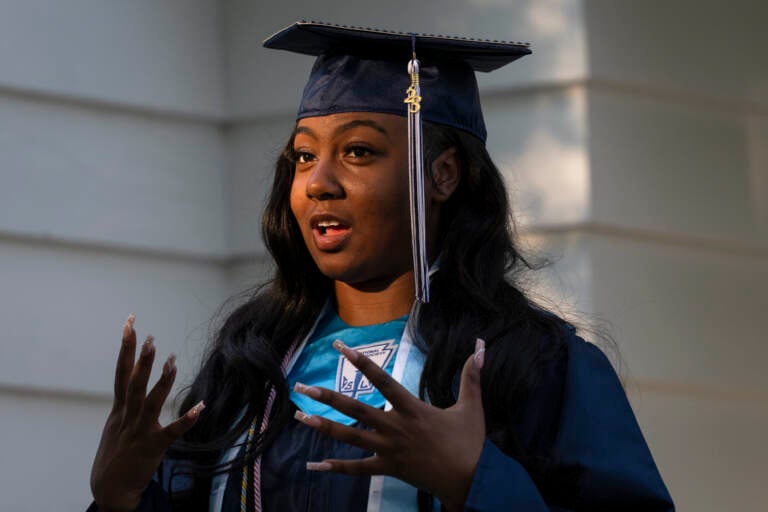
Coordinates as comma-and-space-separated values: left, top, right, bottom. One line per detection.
455, 338, 485, 411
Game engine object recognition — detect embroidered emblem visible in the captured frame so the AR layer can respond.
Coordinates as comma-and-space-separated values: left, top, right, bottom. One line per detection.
335, 339, 398, 398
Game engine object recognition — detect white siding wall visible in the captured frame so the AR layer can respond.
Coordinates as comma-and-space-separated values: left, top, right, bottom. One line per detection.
0, 2, 230, 510
0, 0, 225, 117
582, 2, 768, 509
0, 1, 764, 510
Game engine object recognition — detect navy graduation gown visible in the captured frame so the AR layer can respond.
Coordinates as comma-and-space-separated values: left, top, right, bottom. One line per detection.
87, 332, 674, 511
464, 337, 673, 511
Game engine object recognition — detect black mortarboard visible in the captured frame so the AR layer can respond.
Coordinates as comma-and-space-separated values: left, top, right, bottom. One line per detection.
263, 21, 531, 301
263, 21, 531, 143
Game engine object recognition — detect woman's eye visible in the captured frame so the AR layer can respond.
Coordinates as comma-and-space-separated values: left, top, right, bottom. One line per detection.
294, 151, 315, 164
345, 145, 376, 159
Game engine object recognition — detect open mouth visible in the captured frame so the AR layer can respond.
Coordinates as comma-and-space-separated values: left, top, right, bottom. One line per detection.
310, 216, 352, 251
315, 220, 350, 236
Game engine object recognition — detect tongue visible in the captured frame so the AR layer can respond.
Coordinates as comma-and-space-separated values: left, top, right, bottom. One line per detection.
325, 226, 348, 235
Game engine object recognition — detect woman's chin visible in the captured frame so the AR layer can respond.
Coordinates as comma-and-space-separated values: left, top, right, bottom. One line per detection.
314, 264, 413, 294
313, 258, 361, 283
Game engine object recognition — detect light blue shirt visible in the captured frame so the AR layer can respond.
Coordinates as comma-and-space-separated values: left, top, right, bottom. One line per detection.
287, 311, 407, 425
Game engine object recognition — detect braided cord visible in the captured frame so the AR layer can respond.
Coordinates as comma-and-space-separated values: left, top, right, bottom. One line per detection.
237, 339, 301, 512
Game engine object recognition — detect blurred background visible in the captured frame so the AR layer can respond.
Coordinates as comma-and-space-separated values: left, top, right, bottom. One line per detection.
0, 1, 766, 510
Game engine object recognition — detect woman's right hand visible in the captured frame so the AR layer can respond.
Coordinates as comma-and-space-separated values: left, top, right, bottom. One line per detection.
90, 315, 205, 512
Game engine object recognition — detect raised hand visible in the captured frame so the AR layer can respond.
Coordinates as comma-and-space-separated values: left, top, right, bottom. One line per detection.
293, 338, 487, 512
90, 315, 205, 512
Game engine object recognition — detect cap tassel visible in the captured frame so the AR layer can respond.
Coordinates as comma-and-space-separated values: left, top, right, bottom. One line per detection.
404, 37, 429, 303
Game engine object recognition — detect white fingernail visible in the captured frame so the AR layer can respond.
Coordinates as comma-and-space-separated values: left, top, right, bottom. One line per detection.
162, 354, 176, 376
474, 338, 486, 368
192, 400, 206, 416
294, 382, 322, 399
294, 410, 321, 427
333, 339, 358, 362
306, 462, 332, 471
141, 336, 155, 356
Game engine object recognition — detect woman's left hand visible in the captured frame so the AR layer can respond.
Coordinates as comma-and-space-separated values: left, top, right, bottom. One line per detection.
293, 338, 486, 512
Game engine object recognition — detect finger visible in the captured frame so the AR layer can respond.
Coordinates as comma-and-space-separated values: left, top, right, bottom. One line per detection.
294, 410, 381, 451
456, 338, 485, 409
124, 335, 155, 422
138, 354, 177, 430
161, 400, 205, 445
113, 314, 136, 409
293, 382, 387, 428
332, 340, 414, 412
307, 455, 385, 476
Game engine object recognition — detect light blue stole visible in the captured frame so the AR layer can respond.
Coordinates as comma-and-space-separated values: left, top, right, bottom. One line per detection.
363, 320, 425, 512
210, 301, 428, 512
283, 302, 426, 512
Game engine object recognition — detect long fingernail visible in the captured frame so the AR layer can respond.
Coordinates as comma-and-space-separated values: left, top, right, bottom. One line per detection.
294, 410, 321, 427
190, 400, 206, 417
333, 339, 357, 362
474, 338, 486, 369
122, 314, 135, 340
306, 461, 332, 471
294, 382, 322, 399
141, 336, 155, 356
162, 354, 176, 376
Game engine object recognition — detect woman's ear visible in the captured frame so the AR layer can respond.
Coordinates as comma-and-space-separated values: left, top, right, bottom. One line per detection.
429, 147, 461, 203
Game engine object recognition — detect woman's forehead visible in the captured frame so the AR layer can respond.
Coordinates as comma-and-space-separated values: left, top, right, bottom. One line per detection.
296, 112, 407, 139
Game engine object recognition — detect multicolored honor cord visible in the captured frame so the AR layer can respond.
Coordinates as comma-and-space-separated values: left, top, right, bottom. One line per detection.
239, 338, 303, 512
404, 34, 430, 303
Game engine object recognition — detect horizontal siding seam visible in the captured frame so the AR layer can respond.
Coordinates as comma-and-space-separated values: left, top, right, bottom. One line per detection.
522, 222, 768, 260
585, 78, 768, 117
626, 378, 768, 405
3, 222, 766, 263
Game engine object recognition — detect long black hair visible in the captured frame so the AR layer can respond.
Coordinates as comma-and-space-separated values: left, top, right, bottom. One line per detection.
168, 121, 572, 507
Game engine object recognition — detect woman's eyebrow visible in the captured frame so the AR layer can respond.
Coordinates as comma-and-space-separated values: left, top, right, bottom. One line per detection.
333, 119, 389, 138
295, 125, 317, 138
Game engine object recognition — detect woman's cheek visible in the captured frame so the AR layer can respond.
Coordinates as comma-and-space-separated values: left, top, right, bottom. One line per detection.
288, 181, 305, 219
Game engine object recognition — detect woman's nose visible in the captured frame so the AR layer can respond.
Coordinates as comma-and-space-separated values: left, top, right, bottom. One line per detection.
305, 158, 344, 201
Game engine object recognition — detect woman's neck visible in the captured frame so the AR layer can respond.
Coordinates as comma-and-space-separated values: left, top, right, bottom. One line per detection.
334, 272, 415, 326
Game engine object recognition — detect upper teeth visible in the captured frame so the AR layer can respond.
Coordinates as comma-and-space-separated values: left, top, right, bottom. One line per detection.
317, 221, 341, 227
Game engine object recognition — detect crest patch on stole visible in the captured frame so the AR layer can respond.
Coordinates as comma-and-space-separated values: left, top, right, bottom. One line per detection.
335, 339, 398, 398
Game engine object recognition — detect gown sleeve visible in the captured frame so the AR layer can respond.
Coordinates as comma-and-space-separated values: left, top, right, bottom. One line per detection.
463, 334, 674, 511
85, 480, 173, 512
85, 456, 189, 512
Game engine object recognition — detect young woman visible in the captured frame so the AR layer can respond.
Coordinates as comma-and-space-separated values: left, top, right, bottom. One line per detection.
88, 22, 674, 512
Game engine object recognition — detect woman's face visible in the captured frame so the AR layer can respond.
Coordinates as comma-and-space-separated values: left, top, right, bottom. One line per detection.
290, 112, 414, 287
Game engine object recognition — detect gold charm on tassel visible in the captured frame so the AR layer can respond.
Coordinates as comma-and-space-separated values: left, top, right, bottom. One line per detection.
404, 77, 421, 113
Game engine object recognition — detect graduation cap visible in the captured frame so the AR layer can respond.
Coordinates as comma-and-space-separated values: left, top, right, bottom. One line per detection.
264, 21, 531, 302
